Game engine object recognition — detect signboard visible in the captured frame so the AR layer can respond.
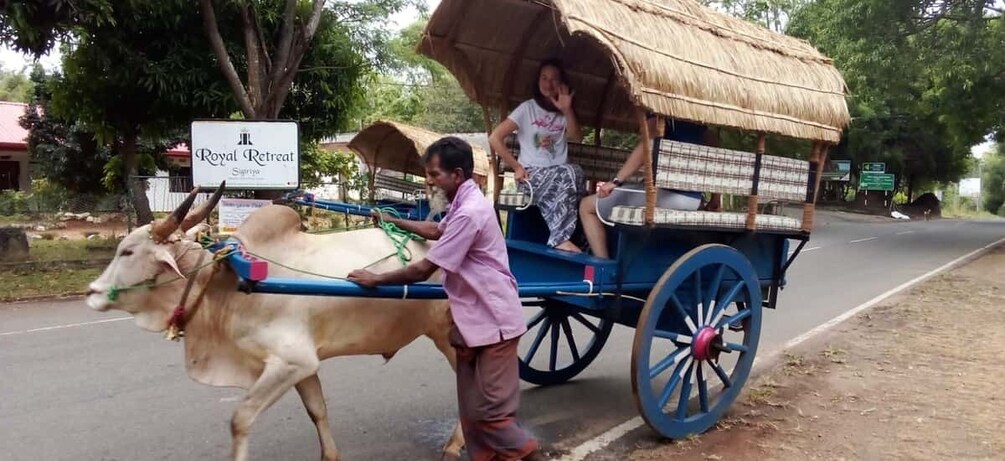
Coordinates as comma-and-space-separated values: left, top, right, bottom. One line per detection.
822, 159, 851, 181
191, 120, 299, 190
959, 177, 981, 198
862, 162, 886, 173
218, 198, 272, 234
859, 173, 895, 191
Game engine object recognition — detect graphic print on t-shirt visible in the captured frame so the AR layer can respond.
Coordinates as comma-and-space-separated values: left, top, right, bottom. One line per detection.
530, 111, 564, 159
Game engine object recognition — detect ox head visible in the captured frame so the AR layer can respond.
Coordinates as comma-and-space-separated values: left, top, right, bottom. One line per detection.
86, 184, 225, 331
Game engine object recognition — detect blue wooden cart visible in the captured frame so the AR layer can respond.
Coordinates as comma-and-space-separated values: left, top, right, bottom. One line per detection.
223, 0, 850, 440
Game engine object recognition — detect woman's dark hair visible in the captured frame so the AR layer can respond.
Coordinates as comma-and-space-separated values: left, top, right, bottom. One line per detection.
424, 136, 474, 179
532, 58, 569, 113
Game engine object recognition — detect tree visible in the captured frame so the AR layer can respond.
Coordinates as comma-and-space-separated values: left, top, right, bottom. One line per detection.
19, 66, 114, 195
0, 65, 33, 102
982, 145, 1005, 215
787, 0, 1005, 199
354, 18, 486, 134
700, 0, 806, 32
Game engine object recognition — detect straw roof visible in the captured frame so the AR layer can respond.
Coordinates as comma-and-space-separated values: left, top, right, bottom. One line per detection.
347, 120, 491, 177
418, 0, 850, 143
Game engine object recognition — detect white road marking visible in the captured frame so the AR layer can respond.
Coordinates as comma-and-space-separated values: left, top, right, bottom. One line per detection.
849, 237, 878, 243
0, 316, 131, 338
896, 230, 915, 235
555, 236, 1005, 461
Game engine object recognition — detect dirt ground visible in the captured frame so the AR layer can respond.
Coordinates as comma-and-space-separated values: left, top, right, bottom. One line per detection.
629, 246, 1005, 461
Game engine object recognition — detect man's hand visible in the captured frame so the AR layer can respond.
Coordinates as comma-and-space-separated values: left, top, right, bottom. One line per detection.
371, 209, 387, 227
598, 182, 617, 198
347, 269, 382, 288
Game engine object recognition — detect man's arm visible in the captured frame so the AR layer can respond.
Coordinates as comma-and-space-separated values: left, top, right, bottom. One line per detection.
377, 212, 442, 240
347, 258, 438, 288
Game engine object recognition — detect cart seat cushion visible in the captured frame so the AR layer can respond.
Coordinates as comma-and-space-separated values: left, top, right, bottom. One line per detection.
497, 191, 531, 208
656, 141, 810, 203
609, 206, 803, 232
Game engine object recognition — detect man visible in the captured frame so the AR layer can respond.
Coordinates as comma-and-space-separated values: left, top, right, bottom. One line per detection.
579, 116, 723, 259
348, 137, 545, 461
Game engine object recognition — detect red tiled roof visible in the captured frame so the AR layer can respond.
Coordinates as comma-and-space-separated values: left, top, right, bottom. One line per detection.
0, 101, 30, 151
166, 143, 190, 157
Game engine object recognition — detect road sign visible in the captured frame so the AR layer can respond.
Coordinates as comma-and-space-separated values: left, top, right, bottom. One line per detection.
859, 173, 895, 191
822, 159, 851, 181
862, 162, 885, 173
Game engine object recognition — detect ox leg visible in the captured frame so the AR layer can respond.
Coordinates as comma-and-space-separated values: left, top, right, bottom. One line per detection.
232, 355, 318, 461
295, 374, 340, 461
432, 334, 465, 461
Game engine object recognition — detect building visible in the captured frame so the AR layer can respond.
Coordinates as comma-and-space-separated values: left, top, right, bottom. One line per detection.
0, 101, 30, 191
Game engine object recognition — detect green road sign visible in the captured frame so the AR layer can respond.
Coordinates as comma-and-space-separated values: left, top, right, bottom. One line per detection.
862, 162, 885, 173
859, 173, 895, 191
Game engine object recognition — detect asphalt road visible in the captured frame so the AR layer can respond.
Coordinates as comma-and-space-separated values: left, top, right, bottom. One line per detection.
1, 214, 1002, 461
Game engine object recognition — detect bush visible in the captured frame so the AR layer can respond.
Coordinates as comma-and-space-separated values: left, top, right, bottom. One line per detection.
893, 191, 909, 205
27, 179, 71, 213
998, 204, 1005, 218
0, 190, 29, 216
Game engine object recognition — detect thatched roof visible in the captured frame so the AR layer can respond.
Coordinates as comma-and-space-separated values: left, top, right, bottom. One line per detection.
418, 0, 850, 143
347, 120, 491, 177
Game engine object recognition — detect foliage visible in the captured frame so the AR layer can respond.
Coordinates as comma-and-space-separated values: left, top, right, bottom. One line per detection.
354, 18, 486, 134
788, 0, 1005, 191
299, 142, 364, 191
0, 189, 29, 215
0, 65, 33, 102
699, 0, 806, 32
981, 145, 1005, 214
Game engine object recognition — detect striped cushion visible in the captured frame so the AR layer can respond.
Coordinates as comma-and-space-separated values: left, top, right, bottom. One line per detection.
500, 133, 636, 183
759, 155, 811, 202
655, 141, 810, 203
497, 192, 531, 208
609, 206, 802, 232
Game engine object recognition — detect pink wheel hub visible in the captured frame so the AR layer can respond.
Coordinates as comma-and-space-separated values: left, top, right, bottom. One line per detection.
692, 327, 721, 361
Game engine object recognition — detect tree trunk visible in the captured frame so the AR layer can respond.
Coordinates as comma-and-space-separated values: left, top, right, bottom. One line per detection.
121, 130, 155, 225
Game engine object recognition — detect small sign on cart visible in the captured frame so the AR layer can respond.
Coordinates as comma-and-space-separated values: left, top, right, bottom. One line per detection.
218, 198, 272, 234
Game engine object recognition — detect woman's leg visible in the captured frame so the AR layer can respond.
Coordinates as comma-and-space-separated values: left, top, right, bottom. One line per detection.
527, 164, 584, 251
579, 195, 609, 259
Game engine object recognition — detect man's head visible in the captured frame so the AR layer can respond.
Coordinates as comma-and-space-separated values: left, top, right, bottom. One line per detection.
423, 136, 474, 199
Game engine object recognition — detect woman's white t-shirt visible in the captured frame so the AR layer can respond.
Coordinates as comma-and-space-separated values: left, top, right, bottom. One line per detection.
507, 99, 568, 168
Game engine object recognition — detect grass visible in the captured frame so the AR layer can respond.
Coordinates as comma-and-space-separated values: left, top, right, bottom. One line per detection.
24, 237, 119, 262
0, 237, 119, 302
0, 267, 103, 302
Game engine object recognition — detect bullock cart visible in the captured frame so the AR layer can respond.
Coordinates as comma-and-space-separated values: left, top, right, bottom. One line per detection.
292, 120, 489, 221
221, 0, 849, 440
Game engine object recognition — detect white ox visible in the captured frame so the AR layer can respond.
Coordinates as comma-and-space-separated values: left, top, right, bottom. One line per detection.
86, 189, 463, 461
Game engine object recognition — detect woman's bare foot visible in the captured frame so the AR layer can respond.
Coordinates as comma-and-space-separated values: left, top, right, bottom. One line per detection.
554, 240, 582, 253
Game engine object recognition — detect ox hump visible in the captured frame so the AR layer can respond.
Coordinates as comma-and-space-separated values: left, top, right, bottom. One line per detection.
234, 205, 302, 245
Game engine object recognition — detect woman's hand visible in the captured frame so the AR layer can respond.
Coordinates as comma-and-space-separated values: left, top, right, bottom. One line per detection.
514, 165, 529, 182
551, 84, 575, 114
598, 182, 617, 198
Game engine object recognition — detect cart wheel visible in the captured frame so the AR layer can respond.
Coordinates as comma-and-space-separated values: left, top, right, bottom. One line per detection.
632, 244, 762, 439
519, 301, 613, 386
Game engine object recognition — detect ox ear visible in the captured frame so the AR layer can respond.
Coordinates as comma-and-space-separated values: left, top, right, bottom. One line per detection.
154, 247, 185, 279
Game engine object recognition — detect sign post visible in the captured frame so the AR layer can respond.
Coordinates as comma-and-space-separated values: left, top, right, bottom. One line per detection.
822, 159, 851, 182
191, 120, 300, 190
862, 162, 886, 174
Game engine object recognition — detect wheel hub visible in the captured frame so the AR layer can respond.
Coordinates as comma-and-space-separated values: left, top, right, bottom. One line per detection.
692, 327, 723, 361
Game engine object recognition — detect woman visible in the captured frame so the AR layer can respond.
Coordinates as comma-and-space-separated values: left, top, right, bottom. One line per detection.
580, 116, 721, 259
489, 59, 585, 253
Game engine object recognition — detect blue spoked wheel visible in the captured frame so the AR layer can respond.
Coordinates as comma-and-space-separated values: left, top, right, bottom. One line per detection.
632, 244, 762, 439
519, 300, 613, 386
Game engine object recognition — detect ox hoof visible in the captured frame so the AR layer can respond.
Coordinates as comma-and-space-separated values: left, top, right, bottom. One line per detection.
439, 452, 462, 461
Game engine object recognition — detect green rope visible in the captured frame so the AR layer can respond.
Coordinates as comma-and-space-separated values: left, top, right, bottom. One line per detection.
373, 207, 425, 267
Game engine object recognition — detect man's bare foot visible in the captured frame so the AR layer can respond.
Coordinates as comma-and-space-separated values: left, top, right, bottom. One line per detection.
554, 241, 582, 253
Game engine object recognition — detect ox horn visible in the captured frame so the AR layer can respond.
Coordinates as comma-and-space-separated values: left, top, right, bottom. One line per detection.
181, 181, 227, 232
150, 187, 201, 243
